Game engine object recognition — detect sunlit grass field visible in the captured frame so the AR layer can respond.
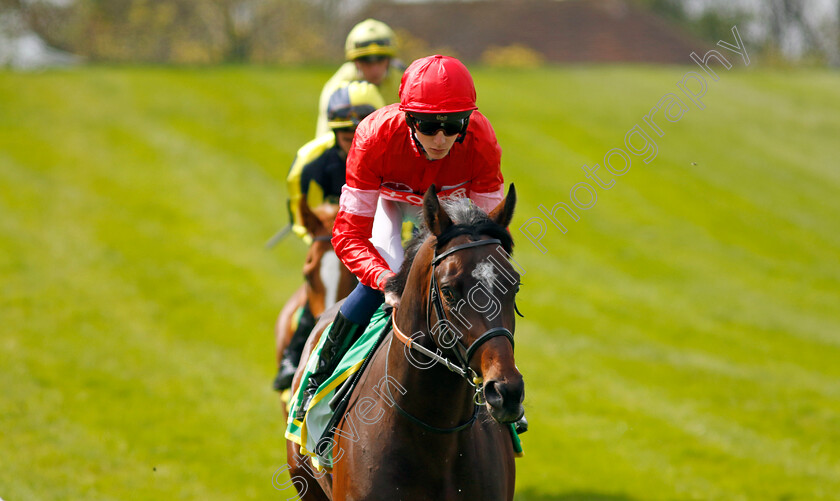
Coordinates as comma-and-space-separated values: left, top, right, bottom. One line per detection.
1, 64, 839, 500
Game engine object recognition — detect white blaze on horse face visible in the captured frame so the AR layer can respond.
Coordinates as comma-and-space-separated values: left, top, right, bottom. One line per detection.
471, 261, 497, 293
321, 250, 341, 310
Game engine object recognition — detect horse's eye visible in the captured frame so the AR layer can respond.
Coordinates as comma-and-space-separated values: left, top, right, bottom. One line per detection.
441, 287, 456, 304
514, 282, 522, 294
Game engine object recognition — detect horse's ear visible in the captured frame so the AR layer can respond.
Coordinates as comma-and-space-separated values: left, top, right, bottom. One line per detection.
489, 183, 516, 228
299, 197, 325, 236
423, 185, 453, 236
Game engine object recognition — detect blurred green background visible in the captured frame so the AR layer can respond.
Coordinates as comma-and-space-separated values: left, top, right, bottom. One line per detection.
2, 63, 839, 500
2, 1, 840, 500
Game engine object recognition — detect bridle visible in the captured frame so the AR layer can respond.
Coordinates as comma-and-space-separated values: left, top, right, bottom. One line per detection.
389, 237, 517, 433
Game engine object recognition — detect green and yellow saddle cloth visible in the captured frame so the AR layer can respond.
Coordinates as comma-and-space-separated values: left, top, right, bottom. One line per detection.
285, 305, 523, 470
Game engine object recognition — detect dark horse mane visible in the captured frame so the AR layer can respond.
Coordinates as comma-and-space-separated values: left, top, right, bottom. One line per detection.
385, 198, 514, 298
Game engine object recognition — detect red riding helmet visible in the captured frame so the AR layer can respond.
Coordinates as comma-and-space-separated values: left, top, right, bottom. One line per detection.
399, 55, 478, 115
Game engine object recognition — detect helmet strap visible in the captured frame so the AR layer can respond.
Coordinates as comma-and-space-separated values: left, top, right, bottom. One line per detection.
410, 131, 428, 157
455, 117, 470, 143
404, 112, 418, 132
404, 115, 433, 158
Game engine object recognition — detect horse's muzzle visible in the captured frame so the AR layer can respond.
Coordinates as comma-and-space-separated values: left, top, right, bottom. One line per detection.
483, 377, 525, 424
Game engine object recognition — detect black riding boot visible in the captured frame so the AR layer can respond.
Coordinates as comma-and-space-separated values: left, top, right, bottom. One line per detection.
293, 312, 363, 420
273, 305, 316, 392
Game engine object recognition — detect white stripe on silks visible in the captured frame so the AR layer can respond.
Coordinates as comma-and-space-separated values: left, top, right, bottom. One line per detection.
339, 186, 379, 217
469, 186, 505, 213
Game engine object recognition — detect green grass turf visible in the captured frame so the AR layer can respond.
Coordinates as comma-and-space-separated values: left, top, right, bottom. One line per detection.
1, 64, 838, 500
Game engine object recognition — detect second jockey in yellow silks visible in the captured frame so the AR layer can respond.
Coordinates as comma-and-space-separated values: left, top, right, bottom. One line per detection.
315, 19, 405, 137
274, 81, 385, 391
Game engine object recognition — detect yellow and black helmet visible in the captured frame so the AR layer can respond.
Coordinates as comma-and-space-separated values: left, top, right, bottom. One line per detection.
345, 19, 397, 61
327, 81, 385, 130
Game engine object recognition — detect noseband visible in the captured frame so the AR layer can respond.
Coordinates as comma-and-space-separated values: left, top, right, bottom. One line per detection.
389, 237, 516, 433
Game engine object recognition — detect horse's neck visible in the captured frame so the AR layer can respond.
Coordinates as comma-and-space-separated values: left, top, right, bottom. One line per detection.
376, 240, 478, 436
384, 312, 477, 430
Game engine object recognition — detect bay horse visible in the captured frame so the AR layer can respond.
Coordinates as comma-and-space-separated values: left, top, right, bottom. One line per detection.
274, 199, 357, 401
285, 185, 524, 501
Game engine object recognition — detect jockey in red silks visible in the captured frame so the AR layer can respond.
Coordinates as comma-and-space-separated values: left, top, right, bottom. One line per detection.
294, 55, 505, 419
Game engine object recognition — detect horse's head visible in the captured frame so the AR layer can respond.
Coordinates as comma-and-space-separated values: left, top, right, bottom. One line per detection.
389, 185, 525, 425
298, 199, 357, 317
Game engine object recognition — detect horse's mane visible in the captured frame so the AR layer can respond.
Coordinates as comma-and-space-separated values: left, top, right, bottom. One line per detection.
385, 198, 514, 297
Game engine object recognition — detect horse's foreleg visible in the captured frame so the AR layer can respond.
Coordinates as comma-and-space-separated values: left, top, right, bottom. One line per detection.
276, 284, 308, 367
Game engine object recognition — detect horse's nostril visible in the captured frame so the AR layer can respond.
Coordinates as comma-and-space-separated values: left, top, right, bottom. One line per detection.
483, 380, 504, 408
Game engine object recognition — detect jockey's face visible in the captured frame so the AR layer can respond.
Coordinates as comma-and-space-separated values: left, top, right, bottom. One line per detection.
355, 56, 390, 86
414, 129, 458, 160
335, 129, 355, 156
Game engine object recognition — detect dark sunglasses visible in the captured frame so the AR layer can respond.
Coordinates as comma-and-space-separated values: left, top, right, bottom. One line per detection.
356, 54, 390, 64
413, 118, 465, 136
355, 38, 392, 49
329, 104, 377, 124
